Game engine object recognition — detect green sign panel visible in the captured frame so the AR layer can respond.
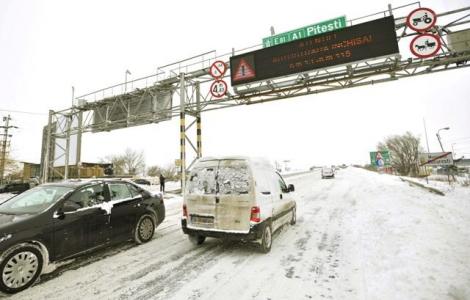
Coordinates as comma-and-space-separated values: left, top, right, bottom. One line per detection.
263, 16, 347, 48
370, 151, 391, 167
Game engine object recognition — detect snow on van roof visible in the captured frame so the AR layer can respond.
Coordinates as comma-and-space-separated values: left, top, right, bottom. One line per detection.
197, 156, 273, 168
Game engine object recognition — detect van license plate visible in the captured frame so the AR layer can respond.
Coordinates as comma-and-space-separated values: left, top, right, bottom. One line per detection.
190, 215, 214, 225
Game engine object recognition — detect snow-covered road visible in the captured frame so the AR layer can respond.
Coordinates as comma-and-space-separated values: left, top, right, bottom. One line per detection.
2, 168, 469, 299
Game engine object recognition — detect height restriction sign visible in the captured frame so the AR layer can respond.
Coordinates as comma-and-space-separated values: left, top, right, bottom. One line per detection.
210, 80, 227, 98
209, 61, 227, 79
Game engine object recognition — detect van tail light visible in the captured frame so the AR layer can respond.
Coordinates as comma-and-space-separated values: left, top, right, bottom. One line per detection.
183, 204, 188, 218
250, 206, 261, 223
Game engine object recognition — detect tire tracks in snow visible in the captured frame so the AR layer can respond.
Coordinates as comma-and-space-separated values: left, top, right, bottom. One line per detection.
276, 173, 359, 299
123, 242, 225, 300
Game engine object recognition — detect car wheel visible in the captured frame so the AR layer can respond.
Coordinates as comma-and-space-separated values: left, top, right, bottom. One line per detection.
290, 206, 296, 225
259, 223, 272, 253
134, 214, 155, 244
188, 234, 206, 245
0, 246, 43, 294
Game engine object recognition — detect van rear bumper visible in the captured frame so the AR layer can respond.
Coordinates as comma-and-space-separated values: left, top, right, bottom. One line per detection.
181, 219, 263, 241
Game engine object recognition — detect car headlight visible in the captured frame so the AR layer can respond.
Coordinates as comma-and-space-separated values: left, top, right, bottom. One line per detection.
0, 234, 12, 243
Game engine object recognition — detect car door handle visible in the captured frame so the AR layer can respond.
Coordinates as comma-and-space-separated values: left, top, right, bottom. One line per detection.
280, 194, 283, 199
215, 197, 220, 204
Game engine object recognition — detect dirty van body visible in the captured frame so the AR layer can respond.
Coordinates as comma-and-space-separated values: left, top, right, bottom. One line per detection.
181, 157, 296, 253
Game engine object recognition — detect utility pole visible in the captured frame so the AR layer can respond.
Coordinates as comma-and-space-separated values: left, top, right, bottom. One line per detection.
423, 118, 431, 183
0, 115, 18, 184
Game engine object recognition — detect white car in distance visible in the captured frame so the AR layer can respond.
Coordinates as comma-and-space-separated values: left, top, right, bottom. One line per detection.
321, 166, 335, 179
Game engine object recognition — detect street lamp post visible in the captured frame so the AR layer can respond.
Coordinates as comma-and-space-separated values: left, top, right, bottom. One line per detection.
436, 126, 451, 184
125, 69, 131, 92
436, 127, 450, 152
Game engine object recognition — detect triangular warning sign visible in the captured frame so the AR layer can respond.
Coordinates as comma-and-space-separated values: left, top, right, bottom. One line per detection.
233, 58, 256, 82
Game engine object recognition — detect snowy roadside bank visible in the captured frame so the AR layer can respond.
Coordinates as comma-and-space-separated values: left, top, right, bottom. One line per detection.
349, 168, 470, 300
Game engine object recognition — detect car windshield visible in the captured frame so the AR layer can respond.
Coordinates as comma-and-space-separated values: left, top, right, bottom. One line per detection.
0, 185, 73, 214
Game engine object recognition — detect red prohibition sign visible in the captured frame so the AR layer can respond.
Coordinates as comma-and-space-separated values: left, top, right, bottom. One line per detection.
410, 33, 441, 58
209, 60, 227, 79
406, 7, 437, 32
210, 80, 228, 98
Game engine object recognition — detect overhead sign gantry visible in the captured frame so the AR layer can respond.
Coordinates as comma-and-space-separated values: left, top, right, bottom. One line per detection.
41, 3, 470, 185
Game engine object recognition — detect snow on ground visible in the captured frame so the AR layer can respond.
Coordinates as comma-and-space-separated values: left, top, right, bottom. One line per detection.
138, 180, 181, 194
1, 168, 469, 299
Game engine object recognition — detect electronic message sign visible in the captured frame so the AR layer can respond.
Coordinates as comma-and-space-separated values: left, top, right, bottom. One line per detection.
230, 16, 399, 86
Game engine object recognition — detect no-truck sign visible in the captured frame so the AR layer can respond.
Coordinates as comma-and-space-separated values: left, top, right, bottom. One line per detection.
406, 7, 437, 32
209, 61, 227, 79
210, 80, 227, 98
419, 152, 453, 166
410, 34, 441, 58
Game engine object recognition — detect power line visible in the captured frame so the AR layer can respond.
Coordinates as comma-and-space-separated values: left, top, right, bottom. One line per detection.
0, 109, 47, 116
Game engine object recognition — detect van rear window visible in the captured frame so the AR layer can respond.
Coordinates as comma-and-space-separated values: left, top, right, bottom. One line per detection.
188, 167, 217, 195
217, 167, 250, 195
187, 164, 251, 195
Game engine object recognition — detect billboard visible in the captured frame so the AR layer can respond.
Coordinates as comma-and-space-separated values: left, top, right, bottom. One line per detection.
92, 89, 173, 132
419, 152, 453, 166
230, 16, 399, 86
370, 151, 391, 167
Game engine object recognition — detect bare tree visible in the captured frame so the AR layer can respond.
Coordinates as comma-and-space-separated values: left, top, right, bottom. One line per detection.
378, 132, 422, 176
122, 148, 145, 175
102, 148, 145, 175
146, 165, 162, 177
161, 164, 178, 181
146, 163, 178, 180
102, 155, 126, 175
1, 156, 21, 182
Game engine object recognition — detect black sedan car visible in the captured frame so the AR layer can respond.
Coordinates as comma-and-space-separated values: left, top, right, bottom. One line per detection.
0, 179, 165, 294
0, 182, 30, 194
132, 178, 151, 185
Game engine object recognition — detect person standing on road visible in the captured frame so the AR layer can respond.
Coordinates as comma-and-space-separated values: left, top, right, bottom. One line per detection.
159, 174, 165, 192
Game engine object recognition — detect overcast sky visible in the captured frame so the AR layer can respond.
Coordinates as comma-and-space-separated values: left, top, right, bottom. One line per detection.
1, 0, 469, 170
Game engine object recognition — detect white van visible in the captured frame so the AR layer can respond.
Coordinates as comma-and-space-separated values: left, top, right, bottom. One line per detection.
181, 156, 297, 253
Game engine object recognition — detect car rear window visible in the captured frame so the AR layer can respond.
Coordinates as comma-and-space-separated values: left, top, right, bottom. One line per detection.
109, 183, 132, 200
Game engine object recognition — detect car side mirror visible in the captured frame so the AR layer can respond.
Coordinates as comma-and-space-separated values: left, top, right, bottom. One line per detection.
140, 190, 151, 199
288, 184, 295, 192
